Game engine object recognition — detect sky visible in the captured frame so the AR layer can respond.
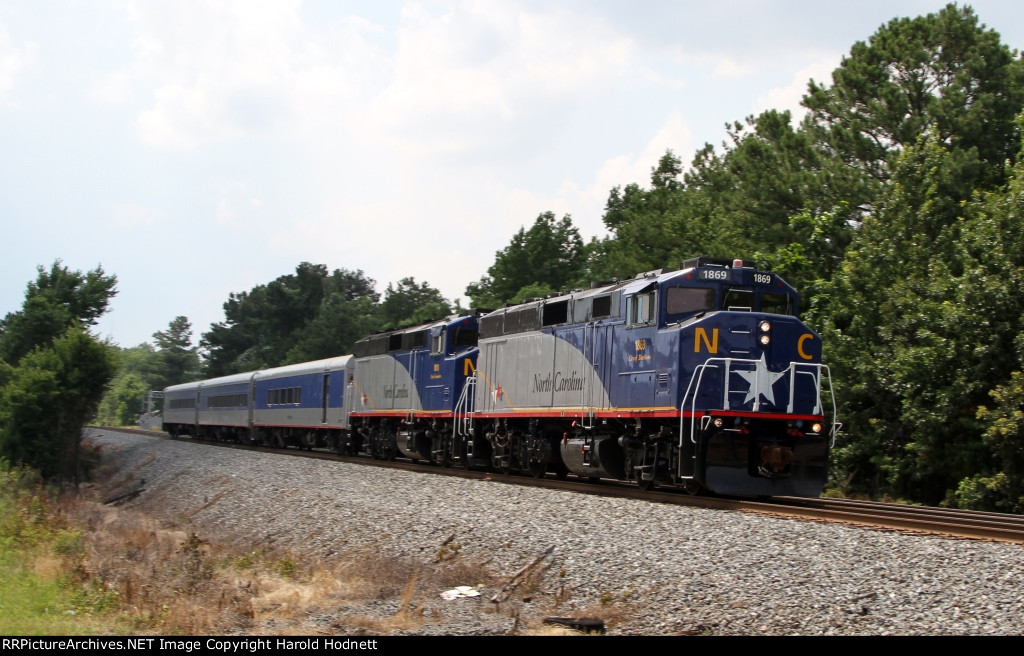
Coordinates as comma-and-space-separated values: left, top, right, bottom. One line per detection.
2, 1, 1022, 350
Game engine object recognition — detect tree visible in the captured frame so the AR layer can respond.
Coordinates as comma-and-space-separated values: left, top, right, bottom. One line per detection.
0, 261, 118, 481
820, 124, 1024, 504
201, 264, 378, 375
285, 296, 380, 363
466, 211, 586, 307
951, 116, 1024, 513
588, 151, 688, 281
95, 317, 201, 427
803, 4, 1024, 190
0, 326, 115, 481
379, 277, 452, 329
152, 316, 200, 389
763, 5, 1024, 505
0, 261, 117, 365
95, 371, 150, 427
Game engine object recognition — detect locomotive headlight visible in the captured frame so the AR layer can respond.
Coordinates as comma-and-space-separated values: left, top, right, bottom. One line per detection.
759, 320, 771, 333
811, 422, 823, 434
758, 333, 771, 346
757, 321, 771, 347
713, 417, 724, 428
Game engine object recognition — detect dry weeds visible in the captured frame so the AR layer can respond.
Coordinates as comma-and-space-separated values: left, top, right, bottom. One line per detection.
40, 448, 630, 636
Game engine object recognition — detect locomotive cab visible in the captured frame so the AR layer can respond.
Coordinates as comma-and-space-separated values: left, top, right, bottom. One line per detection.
650, 258, 836, 496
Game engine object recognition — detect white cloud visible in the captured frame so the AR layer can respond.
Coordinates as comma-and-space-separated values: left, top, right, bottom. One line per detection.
215, 182, 263, 226
360, 2, 635, 156
111, 202, 163, 228
0, 20, 34, 104
113, 0, 306, 148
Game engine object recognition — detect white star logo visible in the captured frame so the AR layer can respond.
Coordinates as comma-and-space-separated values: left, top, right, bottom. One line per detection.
736, 354, 787, 407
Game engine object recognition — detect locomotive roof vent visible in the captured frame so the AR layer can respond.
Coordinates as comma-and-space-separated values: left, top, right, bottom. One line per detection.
635, 267, 675, 279
682, 256, 756, 269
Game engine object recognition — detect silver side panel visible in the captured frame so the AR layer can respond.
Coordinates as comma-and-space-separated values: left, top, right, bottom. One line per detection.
474, 331, 609, 413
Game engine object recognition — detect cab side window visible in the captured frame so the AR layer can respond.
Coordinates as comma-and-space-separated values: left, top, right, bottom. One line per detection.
626, 291, 657, 326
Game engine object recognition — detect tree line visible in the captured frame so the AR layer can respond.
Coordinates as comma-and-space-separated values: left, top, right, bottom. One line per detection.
2, 4, 1022, 512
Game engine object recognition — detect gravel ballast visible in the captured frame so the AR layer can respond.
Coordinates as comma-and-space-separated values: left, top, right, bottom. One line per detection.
85, 429, 1024, 636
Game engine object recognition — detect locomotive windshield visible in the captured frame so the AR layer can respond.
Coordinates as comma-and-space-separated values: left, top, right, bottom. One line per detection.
661, 282, 798, 323
760, 292, 795, 315
723, 289, 754, 311
723, 288, 796, 315
664, 286, 715, 322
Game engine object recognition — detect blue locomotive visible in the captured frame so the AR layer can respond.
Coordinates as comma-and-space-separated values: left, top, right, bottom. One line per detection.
160, 257, 838, 498
347, 312, 481, 463
455, 257, 839, 496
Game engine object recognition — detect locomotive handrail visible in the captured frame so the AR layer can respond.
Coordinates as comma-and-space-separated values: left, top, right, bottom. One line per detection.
680, 358, 840, 449
453, 374, 477, 439
343, 381, 361, 430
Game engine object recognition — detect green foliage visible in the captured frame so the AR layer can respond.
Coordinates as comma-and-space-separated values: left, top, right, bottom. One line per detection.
379, 277, 452, 330
0, 261, 118, 481
285, 295, 381, 364
201, 263, 380, 375
803, 3, 1024, 189
95, 317, 202, 427
0, 459, 119, 635
465, 211, 586, 307
0, 262, 117, 366
0, 327, 116, 479
820, 121, 1024, 504
95, 372, 149, 426
590, 151, 687, 280
152, 316, 200, 389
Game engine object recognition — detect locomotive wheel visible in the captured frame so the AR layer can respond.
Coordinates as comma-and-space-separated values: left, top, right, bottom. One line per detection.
634, 470, 657, 491
526, 436, 550, 479
682, 480, 703, 495
457, 440, 472, 470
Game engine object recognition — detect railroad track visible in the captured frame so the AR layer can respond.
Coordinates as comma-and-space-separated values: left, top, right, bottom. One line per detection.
768, 496, 1024, 544
92, 426, 1024, 545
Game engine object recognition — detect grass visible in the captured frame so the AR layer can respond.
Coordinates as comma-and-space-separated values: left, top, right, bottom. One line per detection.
0, 462, 126, 635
